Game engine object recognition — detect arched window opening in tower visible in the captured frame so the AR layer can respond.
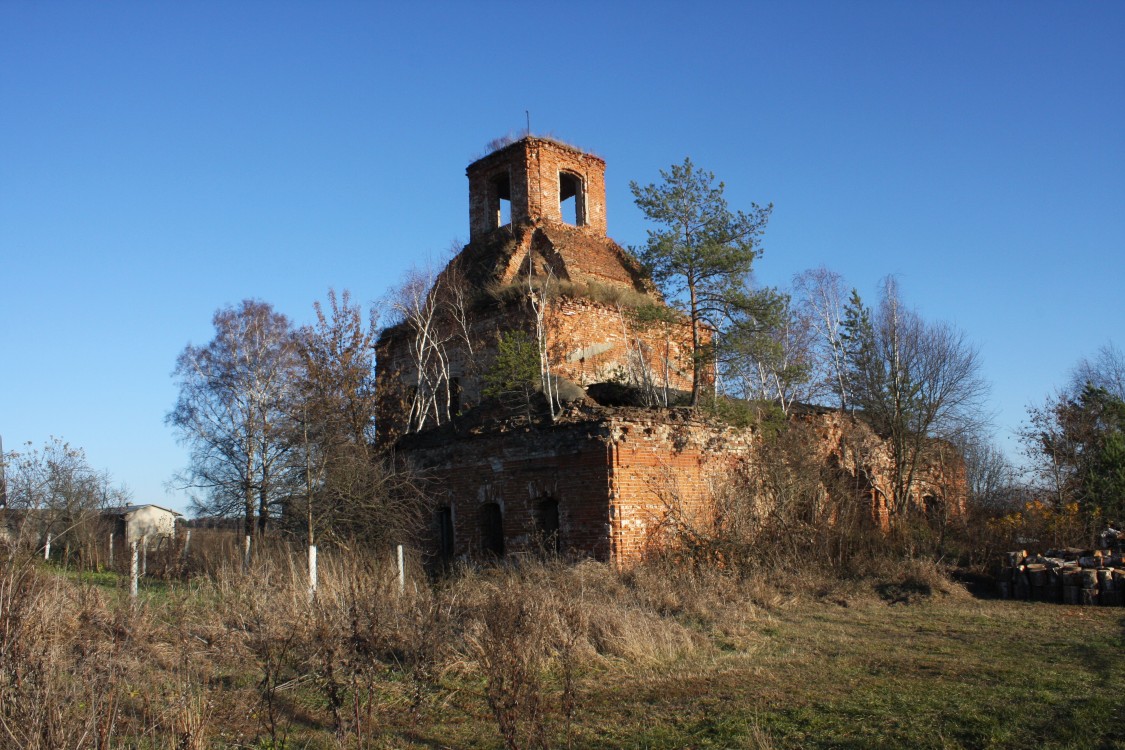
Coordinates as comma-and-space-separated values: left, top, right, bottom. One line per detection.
559, 172, 585, 226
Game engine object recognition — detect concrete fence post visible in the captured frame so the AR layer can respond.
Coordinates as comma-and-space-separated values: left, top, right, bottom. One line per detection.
130, 541, 139, 599
308, 544, 317, 601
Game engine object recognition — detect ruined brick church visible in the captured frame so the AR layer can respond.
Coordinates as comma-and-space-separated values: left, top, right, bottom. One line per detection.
376, 136, 964, 565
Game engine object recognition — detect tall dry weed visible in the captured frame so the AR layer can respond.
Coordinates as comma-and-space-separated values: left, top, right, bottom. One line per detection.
211, 554, 307, 746
0, 554, 134, 749
0, 527, 965, 749
447, 560, 708, 749
302, 550, 452, 742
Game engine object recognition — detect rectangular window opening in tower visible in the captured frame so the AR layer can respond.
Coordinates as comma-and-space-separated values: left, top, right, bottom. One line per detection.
559, 172, 585, 226
492, 172, 512, 228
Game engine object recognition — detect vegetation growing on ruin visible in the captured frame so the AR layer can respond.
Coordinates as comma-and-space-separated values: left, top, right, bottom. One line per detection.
478, 132, 596, 161
484, 278, 656, 311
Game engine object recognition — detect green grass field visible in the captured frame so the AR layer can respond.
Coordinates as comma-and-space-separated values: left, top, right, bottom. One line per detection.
9, 556, 1125, 749
402, 592, 1125, 749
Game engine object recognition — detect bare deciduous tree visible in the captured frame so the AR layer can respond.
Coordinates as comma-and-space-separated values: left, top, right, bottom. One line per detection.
1020, 379, 1125, 524
387, 256, 483, 434
287, 289, 379, 546
286, 289, 423, 548
390, 267, 455, 432
168, 300, 298, 538
793, 267, 851, 410
1073, 341, 1125, 400
442, 255, 480, 376
959, 435, 1018, 509
2, 437, 128, 561
615, 303, 676, 407
720, 294, 816, 414
525, 249, 561, 421
844, 278, 989, 526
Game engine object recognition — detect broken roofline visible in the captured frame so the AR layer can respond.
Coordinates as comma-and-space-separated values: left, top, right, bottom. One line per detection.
471, 134, 604, 171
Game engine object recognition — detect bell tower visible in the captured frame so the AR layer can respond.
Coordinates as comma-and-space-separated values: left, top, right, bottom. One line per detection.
466, 136, 608, 241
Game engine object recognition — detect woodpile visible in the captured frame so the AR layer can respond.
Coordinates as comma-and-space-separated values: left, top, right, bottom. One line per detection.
999, 546, 1125, 605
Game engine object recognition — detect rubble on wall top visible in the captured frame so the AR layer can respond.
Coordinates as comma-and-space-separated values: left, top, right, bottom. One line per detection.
471, 134, 602, 169
395, 396, 761, 452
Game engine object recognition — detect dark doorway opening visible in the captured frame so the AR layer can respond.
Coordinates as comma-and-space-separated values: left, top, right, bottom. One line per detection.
436, 506, 454, 563
923, 495, 944, 518
480, 502, 504, 557
450, 377, 461, 416
538, 498, 560, 554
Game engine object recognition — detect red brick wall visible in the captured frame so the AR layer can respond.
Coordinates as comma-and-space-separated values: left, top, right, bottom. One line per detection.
605, 414, 753, 562
791, 409, 969, 530
549, 296, 695, 392
402, 420, 616, 561
468, 137, 607, 241
399, 408, 966, 567
376, 292, 700, 443
401, 411, 754, 566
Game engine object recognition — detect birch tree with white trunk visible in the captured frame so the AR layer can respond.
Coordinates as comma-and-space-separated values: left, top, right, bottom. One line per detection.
168, 300, 298, 539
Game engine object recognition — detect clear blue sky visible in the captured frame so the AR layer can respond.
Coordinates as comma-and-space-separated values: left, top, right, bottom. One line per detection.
2, 2, 1122, 513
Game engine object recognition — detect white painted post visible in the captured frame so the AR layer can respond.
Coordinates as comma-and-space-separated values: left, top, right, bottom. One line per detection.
243, 535, 251, 573
43, 533, 51, 561
141, 535, 148, 577
130, 541, 139, 599
181, 529, 191, 559
108, 533, 114, 566
397, 544, 405, 594
308, 544, 317, 601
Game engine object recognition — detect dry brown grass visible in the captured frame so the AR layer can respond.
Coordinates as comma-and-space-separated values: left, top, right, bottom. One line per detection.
3, 532, 1117, 749
0, 538, 753, 748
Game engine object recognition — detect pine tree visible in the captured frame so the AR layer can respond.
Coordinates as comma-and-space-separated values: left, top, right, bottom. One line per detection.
630, 158, 775, 407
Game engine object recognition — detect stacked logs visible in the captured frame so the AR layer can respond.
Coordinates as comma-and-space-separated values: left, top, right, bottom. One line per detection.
999, 548, 1125, 605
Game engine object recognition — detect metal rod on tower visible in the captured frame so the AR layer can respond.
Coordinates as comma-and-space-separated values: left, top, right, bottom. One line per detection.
526, 110, 530, 136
